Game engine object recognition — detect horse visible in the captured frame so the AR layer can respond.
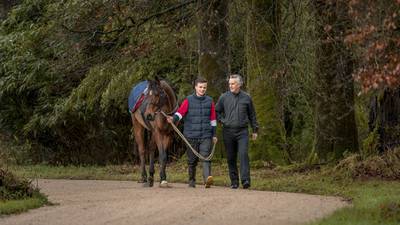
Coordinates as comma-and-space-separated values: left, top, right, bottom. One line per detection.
130, 77, 177, 187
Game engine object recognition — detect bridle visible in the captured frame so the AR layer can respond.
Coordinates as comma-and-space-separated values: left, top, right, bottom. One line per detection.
146, 82, 178, 122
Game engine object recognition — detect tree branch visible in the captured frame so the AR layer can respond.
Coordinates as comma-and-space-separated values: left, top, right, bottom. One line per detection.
130, 0, 196, 28
62, 0, 197, 39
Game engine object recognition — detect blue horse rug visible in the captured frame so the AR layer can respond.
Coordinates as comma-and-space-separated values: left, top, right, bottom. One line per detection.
128, 80, 148, 113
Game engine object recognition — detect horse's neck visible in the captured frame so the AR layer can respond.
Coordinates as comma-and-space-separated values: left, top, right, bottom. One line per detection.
164, 93, 174, 112
161, 83, 176, 113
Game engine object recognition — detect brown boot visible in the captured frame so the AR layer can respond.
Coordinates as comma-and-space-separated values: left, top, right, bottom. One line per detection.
205, 176, 213, 188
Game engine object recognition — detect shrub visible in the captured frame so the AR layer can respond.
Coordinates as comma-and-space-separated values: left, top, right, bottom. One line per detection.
0, 168, 38, 201
333, 148, 400, 180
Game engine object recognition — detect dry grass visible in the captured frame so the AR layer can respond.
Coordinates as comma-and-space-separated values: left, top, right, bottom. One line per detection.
333, 148, 400, 180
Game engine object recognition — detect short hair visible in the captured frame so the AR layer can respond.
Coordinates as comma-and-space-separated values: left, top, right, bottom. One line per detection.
194, 77, 208, 87
229, 74, 243, 86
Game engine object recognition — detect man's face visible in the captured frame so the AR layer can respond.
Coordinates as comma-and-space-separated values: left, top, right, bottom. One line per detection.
195, 82, 207, 96
229, 78, 241, 93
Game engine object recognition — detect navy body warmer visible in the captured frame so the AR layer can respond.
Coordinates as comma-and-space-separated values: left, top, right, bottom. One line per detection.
183, 95, 213, 139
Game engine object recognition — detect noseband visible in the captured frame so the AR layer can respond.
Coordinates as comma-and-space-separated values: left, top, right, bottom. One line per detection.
146, 83, 178, 123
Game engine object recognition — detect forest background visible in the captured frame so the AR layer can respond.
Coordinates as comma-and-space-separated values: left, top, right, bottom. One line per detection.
0, 0, 399, 168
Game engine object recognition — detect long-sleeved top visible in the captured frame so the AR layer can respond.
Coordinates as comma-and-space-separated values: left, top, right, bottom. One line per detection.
215, 90, 259, 133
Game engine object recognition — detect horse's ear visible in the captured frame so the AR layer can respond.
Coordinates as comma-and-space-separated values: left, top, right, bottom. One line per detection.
155, 76, 161, 84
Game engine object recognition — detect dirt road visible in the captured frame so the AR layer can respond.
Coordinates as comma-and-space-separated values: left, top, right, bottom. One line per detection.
0, 179, 348, 225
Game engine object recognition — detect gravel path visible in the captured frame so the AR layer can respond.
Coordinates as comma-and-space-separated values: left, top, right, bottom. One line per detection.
0, 179, 349, 225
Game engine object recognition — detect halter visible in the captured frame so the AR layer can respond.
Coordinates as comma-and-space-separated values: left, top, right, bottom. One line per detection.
145, 81, 178, 123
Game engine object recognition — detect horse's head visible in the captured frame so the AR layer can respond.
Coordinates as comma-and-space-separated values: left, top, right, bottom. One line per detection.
145, 77, 177, 130
147, 77, 167, 113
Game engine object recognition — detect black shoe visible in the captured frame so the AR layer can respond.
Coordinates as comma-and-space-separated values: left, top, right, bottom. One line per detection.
188, 180, 196, 188
230, 183, 239, 189
242, 181, 250, 189
188, 166, 196, 188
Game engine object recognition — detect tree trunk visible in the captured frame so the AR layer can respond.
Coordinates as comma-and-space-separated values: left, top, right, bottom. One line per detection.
0, 0, 19, 20
314, 0, 359, 162
197, 0, 229, 95
369, 88, 400, 152
245, 0, 284, 162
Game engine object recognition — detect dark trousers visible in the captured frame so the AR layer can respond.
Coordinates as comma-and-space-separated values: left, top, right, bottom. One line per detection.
187, 138, 212, 182
223, 128, 250, 185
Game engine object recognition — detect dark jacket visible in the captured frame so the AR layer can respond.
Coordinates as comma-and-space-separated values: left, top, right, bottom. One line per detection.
215, 91, 259, 133
183, 95, 213, 139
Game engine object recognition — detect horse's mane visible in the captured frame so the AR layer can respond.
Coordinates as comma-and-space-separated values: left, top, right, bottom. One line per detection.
160, 80, 177, 113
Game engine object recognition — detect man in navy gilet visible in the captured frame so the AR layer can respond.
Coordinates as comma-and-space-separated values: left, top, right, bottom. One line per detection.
167, 77, 217, 188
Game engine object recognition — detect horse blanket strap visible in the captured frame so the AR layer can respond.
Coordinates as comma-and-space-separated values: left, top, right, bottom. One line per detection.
128, 80, 148, 113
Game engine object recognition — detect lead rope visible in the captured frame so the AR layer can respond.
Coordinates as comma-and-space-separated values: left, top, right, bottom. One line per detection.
159, 111, 217, 161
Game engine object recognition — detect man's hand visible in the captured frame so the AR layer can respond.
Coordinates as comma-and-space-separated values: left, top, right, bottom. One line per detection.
213, 137, 218, 144
166, 116, 173, 124
251, 133, 258, 141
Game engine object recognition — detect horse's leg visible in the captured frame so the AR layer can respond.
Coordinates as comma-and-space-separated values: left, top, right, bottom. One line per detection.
132, 115, 147, 184
157, 132, 172, 188
148, 137, 155, 187
153, 131, 166, 187
159, 147, 167, 182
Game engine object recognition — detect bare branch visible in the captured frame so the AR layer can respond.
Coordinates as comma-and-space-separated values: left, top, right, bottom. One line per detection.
131, 0, 196, 28
62, 0, 197, 38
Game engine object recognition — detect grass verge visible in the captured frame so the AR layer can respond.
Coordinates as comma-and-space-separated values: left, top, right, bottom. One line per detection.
0, 193, 48, 215
0, 168, 49, 216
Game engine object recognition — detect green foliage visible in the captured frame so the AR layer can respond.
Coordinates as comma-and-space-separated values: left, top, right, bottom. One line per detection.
0, 166, 48, 215
361, 127, 380, 158
243, 0, 317, 164
279, 0, 318, 163
0, 168, 38, 201
0, 0, 388, 166
0, 0, 198, 165
0, 194, 48, 215
380, 202, 400, 222
1, 0, 50, 33
240, 0, 286, 163
310, 181, 400, 225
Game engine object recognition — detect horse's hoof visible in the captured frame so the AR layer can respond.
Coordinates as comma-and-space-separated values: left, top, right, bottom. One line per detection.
159, 180, 169, 188
138, 177, 147, 183
142, 182, 150, 187
148, 178, 154, 187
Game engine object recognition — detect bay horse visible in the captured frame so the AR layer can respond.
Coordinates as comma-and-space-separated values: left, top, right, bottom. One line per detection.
130, 78, 177, 187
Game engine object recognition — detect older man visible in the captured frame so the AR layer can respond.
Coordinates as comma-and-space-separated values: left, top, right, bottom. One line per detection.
216, 74, 258, 189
